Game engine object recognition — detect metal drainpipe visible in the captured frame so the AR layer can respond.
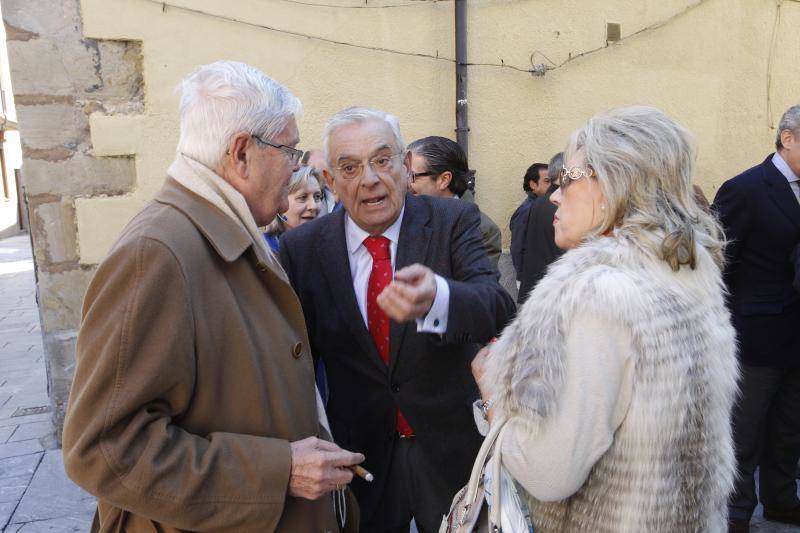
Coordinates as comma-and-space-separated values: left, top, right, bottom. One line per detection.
455, 0, 468, 158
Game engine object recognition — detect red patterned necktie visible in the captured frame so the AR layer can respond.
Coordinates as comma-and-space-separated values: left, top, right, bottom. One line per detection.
363, 236, 414, 437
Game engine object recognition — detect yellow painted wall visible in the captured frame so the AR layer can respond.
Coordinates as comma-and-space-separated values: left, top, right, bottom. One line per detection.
76, 0, 800, 262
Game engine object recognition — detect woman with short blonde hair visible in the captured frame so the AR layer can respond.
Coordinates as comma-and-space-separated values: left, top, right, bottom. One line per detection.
264, 166, 322, 251
471, 106, 738, 532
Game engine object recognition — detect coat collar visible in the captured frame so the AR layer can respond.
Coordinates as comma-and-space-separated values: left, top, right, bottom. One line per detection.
154, 177, 252, 262
762, 154, 800, 231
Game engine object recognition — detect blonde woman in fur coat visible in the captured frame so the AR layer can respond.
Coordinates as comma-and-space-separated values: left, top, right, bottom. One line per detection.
471, 106, 738, 533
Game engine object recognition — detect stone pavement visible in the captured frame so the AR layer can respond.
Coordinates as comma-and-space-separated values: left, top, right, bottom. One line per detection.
0, 231, 798, 532
0, 233, 94, 532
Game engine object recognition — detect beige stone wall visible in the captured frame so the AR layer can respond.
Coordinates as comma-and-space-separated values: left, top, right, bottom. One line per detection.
2, 0, 143, 432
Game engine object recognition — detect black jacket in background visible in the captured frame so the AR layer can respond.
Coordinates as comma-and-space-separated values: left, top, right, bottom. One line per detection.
713, 154, 800, 367
509, 193, 536, 280
518, 185, 563, 304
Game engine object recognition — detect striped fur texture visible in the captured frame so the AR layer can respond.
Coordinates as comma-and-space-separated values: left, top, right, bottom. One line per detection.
485, 234, 738, 532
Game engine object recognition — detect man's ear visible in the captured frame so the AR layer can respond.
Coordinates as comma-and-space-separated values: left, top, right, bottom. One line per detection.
227, 132, 251, 178
438, 171, 453, 192
403, 150, 412, 178
781, 129, 797, 150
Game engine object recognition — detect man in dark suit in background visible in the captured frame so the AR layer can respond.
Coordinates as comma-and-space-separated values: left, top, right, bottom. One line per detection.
517, 152, 564, 304
280, 107, 515, 533
714, 104, 800, 533
509, 162, 549, 281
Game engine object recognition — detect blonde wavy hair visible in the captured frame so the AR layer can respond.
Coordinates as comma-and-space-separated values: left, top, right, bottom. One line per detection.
565, 106, 724, 270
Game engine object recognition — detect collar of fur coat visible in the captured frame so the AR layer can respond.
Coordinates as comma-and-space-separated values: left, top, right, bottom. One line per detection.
484, 233, 724, 427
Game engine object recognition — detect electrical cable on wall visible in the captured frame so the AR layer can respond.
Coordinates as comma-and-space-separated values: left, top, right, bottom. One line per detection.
148, 0, 456, 63
146, 0, 720, 78
274, 0, 449, 8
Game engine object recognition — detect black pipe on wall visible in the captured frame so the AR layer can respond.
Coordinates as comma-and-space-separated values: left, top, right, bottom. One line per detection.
455, 0, 468, 158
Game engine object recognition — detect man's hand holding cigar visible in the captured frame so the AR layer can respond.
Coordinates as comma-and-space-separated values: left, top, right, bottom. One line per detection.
289, 437, 364, 500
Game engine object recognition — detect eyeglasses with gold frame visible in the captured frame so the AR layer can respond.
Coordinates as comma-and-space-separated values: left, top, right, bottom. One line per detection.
559, 165, 595, 190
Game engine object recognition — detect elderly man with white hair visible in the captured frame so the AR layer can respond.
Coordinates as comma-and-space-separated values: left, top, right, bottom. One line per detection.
62, 61, 363, 532
280, 107, 515, 532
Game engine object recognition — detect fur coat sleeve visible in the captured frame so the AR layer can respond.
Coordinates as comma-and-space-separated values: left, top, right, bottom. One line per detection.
498, 310, 635, 501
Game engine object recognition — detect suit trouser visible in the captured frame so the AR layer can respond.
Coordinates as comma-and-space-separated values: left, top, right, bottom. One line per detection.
729, 365, 800, 520
362, 436, 453, 533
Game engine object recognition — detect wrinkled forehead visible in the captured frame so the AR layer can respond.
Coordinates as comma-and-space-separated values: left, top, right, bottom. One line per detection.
329, 119, 401, 164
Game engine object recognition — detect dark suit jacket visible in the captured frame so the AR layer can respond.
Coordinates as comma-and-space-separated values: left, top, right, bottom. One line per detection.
518, 185, 563, 304
713, 154, 800, 367
509, 194, 535, 280
279, 193, 515, 522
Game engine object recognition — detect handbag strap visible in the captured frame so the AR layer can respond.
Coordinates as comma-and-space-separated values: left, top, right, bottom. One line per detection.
488, 421, 513, 527
463, 416, 509, 507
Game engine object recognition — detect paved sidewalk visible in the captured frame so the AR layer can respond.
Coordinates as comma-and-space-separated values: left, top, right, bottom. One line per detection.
0, 233, 94, 532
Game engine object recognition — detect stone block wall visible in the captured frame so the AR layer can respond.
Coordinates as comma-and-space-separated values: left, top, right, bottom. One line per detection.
2, 0, 142, 438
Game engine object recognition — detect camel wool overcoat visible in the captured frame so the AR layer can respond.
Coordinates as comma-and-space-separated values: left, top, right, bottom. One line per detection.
62, 178, 351, 532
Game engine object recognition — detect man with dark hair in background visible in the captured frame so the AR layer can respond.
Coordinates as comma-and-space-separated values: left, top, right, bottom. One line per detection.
407, 135, 503, 269
510, 162, 549, 281
517, 153, 564, 304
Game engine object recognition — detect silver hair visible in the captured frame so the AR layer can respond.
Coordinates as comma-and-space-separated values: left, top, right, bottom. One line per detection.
565, 105, 725, 270
265, 166, 321, 236
322, 107, 405, 167
177, 61, 301, 168
776, 104, 800, 149
547, 152, 564, 185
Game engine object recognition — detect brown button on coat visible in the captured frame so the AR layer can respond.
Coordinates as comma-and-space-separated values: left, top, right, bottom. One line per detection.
62, 178, 349, 532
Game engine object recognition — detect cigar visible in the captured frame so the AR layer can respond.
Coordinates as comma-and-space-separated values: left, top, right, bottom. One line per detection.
349, 464, 374, 482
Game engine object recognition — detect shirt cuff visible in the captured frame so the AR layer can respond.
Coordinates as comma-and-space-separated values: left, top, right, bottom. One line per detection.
416, 274, 449, 334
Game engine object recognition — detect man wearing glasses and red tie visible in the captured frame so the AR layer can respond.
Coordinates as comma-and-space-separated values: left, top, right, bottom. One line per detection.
280, 107, 515, 533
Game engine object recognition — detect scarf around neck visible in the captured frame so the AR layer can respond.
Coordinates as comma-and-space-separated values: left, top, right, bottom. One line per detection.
167, 152, 284, 276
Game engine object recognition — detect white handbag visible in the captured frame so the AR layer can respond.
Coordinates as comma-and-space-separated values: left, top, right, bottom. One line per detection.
439, 417, 534, 532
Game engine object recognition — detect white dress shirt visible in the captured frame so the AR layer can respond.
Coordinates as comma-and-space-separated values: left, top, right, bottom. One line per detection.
344, 207, 450, 334
772, 152, 800, 203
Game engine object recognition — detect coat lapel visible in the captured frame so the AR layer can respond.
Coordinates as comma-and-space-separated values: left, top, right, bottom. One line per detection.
317, 210, 388, 375
389, 195, 432, 374
762, 156, 800, 231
